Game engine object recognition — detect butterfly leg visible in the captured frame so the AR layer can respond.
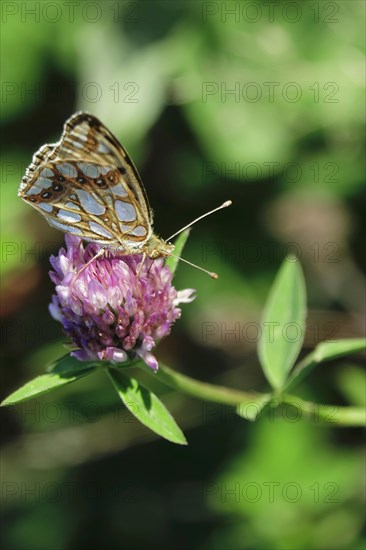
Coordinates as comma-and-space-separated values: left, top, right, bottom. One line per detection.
136, 253, 147, 279
71, 248, 105, 291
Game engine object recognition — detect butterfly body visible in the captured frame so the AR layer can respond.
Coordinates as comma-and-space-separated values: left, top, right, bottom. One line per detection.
19, 112, 174, 259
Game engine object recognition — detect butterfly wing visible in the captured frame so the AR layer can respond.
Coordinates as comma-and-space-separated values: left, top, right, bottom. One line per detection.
18, 112, 152, 248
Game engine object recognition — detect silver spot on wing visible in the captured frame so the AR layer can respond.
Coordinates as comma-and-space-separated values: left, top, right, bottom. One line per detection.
38, 203, 53, 212
76, 189, 106, 215
57, 163, 78, 178
89, 221, 113, 239
26, 178, 53, 195
36, 177, 53, 189
77, 162, 100, 178
48, 218, 83, 235
129, 225, 147, 237
97, 143, 110, 153
115, 200, 136, 222
99, 166, 110, 175
57, 210, 82, 223
111, 183, 128, 198
72, 132, 87, 142
65, 201, 81, 210
40, 168, 54, 177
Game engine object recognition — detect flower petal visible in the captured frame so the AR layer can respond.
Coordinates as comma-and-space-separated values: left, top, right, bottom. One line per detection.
88, 280, 108, 309
48, 298, 62, 322
175, 289, 196, 304
136, 349, 159, 371
49, 237, 195, 367
98, 347, 128, 362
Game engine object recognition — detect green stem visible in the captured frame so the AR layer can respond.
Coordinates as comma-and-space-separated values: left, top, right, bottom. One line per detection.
282, 394, 366, 427
140, 363, 365, 427
284, 351, 317, 392
148, 362, 265, 406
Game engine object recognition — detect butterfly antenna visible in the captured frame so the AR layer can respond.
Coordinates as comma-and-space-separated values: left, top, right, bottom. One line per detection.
169, 253, 219, 279
166, 200, 232, 241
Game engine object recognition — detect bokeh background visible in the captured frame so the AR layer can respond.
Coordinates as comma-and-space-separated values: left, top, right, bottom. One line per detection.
1, 1, 365, 549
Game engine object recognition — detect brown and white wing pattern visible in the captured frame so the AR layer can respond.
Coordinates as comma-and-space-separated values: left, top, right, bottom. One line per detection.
18, 112, 152, 248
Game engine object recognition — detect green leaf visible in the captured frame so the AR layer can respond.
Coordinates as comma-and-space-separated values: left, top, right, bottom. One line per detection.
47, 354, 100, 374
313, 338, 365, 362
165, 229, 190, 276
285, 338, 366, 391
337, 366, 366, 407
258, 257, 307, 390
1, 367, 96, 406
47, 354, 140, 374
107, 370, 187, 445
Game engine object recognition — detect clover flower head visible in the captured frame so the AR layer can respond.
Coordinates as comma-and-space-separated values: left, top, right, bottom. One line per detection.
49, 235, 195, 371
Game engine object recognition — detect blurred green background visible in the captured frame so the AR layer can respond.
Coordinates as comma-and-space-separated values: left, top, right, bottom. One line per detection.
1, 1, 365, 549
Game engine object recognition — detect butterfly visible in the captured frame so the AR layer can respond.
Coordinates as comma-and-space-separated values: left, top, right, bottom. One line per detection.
18, 112, 174, 260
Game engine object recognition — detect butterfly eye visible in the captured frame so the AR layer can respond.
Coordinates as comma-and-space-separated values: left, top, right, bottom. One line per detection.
41, 191, 52, 199
53, 184, 64, 192
77, 176, 87, 184
57, 175, 66, 182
